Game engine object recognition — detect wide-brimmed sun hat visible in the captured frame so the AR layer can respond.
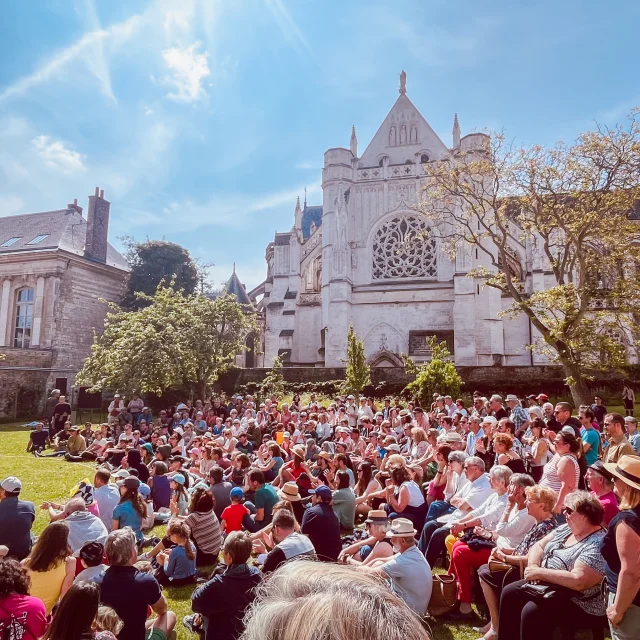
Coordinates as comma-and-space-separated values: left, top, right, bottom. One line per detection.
365, 509, 388, 524
387, 518, 417, 537
278, 482, 302, 502
604, 455, 640, 491
292, 445, 306, 458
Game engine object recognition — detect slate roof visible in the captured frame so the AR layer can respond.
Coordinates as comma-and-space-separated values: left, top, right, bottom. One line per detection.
0, 208, 128, 271
224, 269, 256, 310
301, 205, 322, 240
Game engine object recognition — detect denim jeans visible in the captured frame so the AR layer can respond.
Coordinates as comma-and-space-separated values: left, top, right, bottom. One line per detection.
426, 500, 453, 521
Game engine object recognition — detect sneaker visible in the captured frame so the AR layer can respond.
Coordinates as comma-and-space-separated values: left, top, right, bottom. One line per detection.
183, 613, 202, 633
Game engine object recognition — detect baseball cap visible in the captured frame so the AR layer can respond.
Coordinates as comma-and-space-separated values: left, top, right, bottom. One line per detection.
119, 476, 140, 491
309, 485, 332, 500
0, 477, 22, 493
230, 487, 244, 499
112, 469, 130, 479
141, 443, 154, 454
79, 541, 105, 564
172, 473, 186, 486
561, 425, 576, 437
138, 482, 151, 498
177, 403, 188, 411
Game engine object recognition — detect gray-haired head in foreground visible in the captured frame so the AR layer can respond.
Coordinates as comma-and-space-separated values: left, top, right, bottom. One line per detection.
105, 527, 136, 566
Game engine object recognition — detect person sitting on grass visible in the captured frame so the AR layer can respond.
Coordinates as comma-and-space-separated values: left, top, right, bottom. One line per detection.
188, 531, 262, 640
0, 559, 47, 640
221, 487, 249, 534
155, 521, 197, 587
74, 541, 107, 585
100, 527, 176, 640
42, 581, 117, 640
21, 521, 75, 615
0, 476, 35, 561
26, 422, 50, 455
338, 509, 394, 566
112, 477, 147, 544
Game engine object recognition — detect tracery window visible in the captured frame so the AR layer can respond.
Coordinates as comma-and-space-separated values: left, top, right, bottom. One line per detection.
372, 214, 437, 279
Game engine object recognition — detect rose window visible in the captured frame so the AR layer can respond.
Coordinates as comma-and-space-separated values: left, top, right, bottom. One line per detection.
372, 215, 437, 279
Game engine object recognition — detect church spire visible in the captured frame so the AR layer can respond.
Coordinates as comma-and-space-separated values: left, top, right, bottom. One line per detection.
350, 125, 358, 157
295, 195, 302, 230
453, 113, 461, 149
399, 70, 407, 95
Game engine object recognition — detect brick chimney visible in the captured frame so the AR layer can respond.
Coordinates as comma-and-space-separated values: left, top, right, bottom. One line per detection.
85, 187, 110, 263
67, 198, 83, 214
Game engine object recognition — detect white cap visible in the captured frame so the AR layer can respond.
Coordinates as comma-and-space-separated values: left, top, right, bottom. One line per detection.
111, 469, 129, 479
0, 477, 22, 492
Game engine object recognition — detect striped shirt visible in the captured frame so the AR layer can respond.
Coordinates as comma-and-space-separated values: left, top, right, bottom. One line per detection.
540, 453, 580, 494
184, 510, 222, 556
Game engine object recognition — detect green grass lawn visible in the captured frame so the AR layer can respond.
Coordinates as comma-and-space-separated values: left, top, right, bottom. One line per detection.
3, 415, 622, 640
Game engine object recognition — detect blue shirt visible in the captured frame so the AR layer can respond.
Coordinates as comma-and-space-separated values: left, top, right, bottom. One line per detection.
164, 543, 197, 580
112, 500, 143, 540
581, 427, 600, 466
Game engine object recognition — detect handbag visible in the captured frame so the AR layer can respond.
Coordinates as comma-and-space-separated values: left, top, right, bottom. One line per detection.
428, 573, 458, 616
488, 559, 512, 574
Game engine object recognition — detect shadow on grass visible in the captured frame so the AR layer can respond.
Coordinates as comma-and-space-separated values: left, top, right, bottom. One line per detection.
0, 423, 36, 433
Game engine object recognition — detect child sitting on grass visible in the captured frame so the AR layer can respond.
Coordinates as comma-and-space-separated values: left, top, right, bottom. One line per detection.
155, 520, 197, 587
221, 487, 249, 533
74, 541, 107, 585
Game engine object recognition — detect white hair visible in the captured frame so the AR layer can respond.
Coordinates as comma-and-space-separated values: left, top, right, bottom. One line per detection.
490, 464, 513, 486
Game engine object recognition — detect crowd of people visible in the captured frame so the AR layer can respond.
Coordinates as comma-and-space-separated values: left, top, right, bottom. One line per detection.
1, 388, 639, 640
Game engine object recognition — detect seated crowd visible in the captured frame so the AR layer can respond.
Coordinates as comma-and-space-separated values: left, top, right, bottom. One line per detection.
0, 390, 639, 640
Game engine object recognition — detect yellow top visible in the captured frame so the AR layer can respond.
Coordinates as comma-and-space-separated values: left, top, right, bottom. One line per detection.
27, 559, 69, 614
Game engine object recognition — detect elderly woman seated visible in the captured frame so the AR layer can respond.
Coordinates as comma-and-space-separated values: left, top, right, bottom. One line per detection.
338, 510, 393, 566
444, 472, 533, 621
498, 490, 607, 640
476, 485, 558, 640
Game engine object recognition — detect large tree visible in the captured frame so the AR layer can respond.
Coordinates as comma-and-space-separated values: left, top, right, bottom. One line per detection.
77, 284, 257, 399
420, 112, 640, 406
341, 325, 371, 399
121, 239, 199, 310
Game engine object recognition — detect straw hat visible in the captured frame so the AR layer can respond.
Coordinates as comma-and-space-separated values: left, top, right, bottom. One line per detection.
604, 455, 640, 491
292, 445, 306, 458
365, 509, 388, 524
387, 518, 417, 537
316, 451, 332, 462
278, 482, 302, 502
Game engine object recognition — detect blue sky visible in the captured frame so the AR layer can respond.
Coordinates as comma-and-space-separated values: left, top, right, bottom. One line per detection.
1, 0, 638, 290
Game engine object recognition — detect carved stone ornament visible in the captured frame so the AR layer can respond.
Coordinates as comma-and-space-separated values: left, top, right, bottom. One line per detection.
372, 214, 437, 280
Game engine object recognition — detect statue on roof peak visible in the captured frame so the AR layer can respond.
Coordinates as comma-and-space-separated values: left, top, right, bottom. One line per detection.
399, 70, 406, 95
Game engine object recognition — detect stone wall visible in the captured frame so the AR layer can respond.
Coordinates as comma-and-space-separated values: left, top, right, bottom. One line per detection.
0, 349, 53, 420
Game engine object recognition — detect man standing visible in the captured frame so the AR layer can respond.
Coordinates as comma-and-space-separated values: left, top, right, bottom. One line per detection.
257, 510, 316, 573
43, 389, 60, 425
301, 485, 342, 562
51, 395, 71, 436
505, 395, 529, 438
0, 477, 35, 560
242, 470, 278, 533
592, 395, 608, 427
603, 413, 635, 463
444, 396, 457, 418
94, 469, 121, 532
552, 402, 582, 434
579, 407, 601, 466
465, 417, 484, 456
489, 395, 508, 421
345, 395, 358, 427
359, 518, 432, 616
101, 528, 176, 640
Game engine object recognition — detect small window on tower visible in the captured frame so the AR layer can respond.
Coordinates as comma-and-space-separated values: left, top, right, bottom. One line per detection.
420, 154, 430, 163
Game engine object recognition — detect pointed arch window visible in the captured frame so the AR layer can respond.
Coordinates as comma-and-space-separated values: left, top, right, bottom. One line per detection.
14, 287, 34, 348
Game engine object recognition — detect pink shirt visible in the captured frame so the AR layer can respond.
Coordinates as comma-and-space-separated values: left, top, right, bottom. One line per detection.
0, 594, 47, 639
595, 490, 620, 527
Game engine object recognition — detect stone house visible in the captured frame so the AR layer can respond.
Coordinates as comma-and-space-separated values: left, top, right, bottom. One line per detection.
0, 188, 128, 419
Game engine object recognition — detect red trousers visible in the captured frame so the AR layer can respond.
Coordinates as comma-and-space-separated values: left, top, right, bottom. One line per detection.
449, 540, 492, 603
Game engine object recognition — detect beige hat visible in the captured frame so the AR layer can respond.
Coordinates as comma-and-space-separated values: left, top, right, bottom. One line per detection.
365, 509, 388, 524
604, 455, 640, 491
292, 445, 306, 458
278, 482, 302, 502
317, 451, 332, 462
388, 518, 417, 537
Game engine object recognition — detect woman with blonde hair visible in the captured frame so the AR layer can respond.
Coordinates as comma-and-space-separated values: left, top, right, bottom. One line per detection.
240, 560, 430, 640
601, 455, 640, 638
409, 427, 429, 461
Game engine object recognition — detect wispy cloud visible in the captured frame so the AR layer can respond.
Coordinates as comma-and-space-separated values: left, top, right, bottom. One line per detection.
0, 11, 143, 104
294, 160, 318, 170
144, 183, 321, 233
162, 42, 211, 102
265, 0, 315, 60
32, 135, 87, 174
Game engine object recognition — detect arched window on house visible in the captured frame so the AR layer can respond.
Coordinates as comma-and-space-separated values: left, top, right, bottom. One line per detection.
14, 287, 34, 348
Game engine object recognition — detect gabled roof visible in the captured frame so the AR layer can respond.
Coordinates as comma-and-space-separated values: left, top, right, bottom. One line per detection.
224, 267, 256, 310
0, 208, 128, 270
301, 205, 322, 240
358, 92, 450, 167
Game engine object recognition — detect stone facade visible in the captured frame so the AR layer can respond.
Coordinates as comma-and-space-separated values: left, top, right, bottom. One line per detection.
0, 190, 128, 419
251, 73, 547, 369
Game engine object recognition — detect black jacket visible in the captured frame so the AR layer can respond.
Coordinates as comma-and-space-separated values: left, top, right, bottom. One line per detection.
301, 502, 341, 561
191, 563, 262, 640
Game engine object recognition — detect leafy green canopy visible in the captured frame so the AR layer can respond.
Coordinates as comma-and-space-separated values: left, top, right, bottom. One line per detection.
403, 337, 463, 408
77, 284, 257, 397
342, 325, 371, 398
260, 355, 285, 397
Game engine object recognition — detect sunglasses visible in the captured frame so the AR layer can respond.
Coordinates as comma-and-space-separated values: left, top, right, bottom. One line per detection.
562, 506, 574, 516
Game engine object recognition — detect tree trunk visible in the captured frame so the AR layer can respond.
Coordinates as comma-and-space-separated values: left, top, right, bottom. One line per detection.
562, 360, 591, 408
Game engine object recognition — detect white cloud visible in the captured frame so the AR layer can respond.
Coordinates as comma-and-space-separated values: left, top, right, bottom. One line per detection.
32, 136, 87, 174
162, 42, 211, 102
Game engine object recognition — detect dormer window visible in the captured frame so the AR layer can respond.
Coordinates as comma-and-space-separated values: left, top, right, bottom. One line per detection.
1, 237, 21, 247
